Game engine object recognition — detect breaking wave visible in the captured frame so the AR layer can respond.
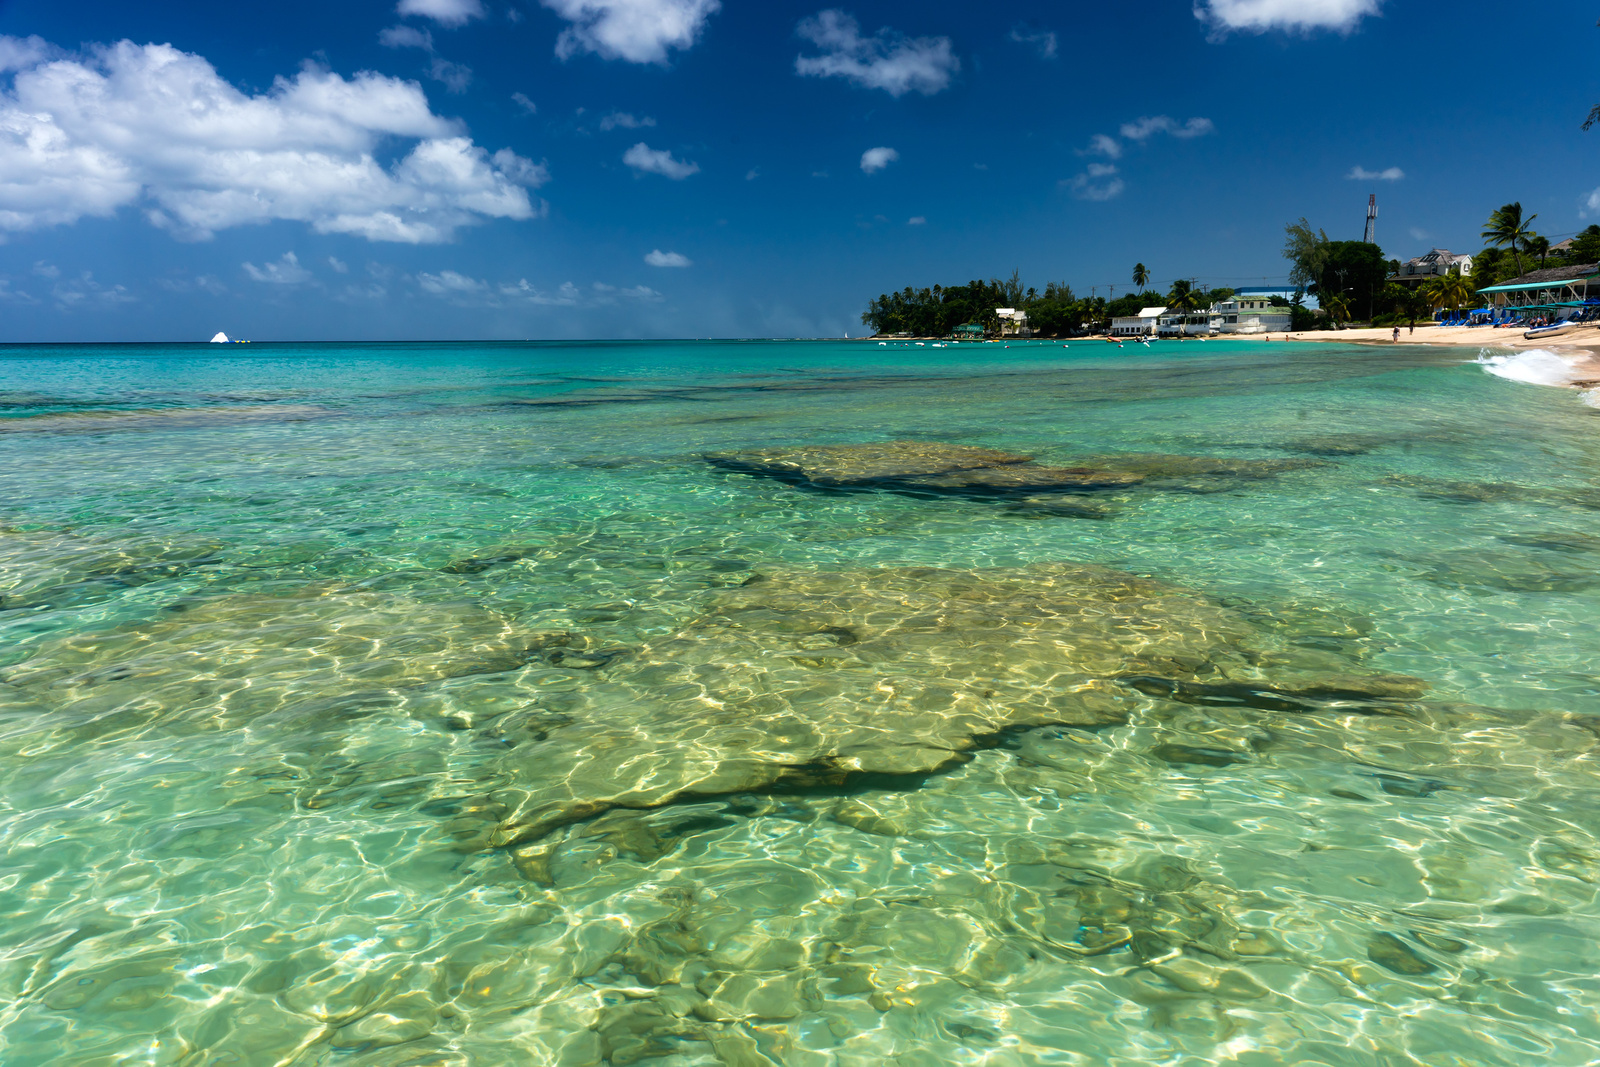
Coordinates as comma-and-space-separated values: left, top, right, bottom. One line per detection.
1475, 348, 1589, 387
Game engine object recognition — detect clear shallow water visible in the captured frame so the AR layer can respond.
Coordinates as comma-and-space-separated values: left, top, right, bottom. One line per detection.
2, 338, 1600, 1066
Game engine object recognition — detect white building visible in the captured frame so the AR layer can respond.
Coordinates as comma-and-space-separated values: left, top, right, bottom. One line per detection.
994, 308, 1031, 336
1157, 310, 1220, 337
1110, 306, 1167, 337
1212, 295, 1292, 334
1392, 248, 1472, 289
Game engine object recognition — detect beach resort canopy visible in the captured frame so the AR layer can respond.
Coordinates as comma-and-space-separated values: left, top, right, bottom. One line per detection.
1477, 263, 1597, 310
1476, 275, 1600, 294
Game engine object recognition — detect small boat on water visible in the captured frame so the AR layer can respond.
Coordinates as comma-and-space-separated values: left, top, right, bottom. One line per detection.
1524, 320, 1577, 341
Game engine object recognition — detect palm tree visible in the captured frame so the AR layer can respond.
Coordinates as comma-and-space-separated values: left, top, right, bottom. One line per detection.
1322, 293, 1351, 327
1439, 270, 1476, 316
1132, 263, 1150, 290
1166, 278, 1196, 312
1528, 235, 1551, 267
1482, 202, 1539, 275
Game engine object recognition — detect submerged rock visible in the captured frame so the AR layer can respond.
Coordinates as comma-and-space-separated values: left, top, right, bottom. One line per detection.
702, 440, 1143, 496
486, 563, 1422, 848
707, 441, 1327, 516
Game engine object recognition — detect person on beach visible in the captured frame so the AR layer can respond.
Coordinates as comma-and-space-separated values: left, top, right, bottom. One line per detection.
1392, 325, 1400, 343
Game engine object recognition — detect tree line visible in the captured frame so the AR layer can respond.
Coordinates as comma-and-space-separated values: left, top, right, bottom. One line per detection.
859, 270, 1276, 337
1284, 203, 1600, 328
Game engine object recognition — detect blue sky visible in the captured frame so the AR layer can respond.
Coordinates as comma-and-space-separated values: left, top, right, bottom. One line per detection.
0, 0, 1595, 340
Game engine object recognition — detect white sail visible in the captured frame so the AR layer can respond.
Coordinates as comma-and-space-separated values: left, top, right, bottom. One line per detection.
209, 332, 229, 343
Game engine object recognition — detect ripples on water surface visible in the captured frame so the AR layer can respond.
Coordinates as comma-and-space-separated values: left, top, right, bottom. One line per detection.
3, 338, 1600, 1066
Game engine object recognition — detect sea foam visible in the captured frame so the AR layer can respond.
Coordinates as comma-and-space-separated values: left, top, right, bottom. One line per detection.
1475, 348, 1591, 387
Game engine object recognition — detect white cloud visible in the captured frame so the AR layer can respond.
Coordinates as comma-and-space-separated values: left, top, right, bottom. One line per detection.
1083, 133, 1122, 159
745, 167, 759, 180
397, 0, 486, 27
52, 270, 133, 308
33, 260, 59, 278
644, 248, 690, 267
622, 142, 699, 179
0, 37, 546, 243
328, 256, 349, 273
1584, 187, 1600, 217
1120, 115, 1215, 141
1008, 26, 1057, 59
859, 146, 898, 174
427, 58, 473, 92
511, 92, 537, 114
417, 268, 484, 295
907, 215, 926, 225
0, 279, 38, 304
599, 111, 656, 130
0, 35, 51, 73
542, 0, 721, 64
378, 25, 434, 49
1196, 0, 1382, 35
1065, 163, 1123, 202
243, 251, 313, 285
378, 25, 472, 91
1347, 165, 1404, 181
416, 272, 661, 307
591, 281, 663, 302
157, 272, 227, 295
795, 10, 958, 97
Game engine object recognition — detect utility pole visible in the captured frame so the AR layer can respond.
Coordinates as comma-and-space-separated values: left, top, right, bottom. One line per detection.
1363, 194, 1377, 245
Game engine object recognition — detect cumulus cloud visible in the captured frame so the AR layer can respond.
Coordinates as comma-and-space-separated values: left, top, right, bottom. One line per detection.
644, 249, 690, 267
1008, 26, 1057, 59
1347, 165, 1403, 181
328, 256, 349, 273
511, 92, 537, 114
0, 37, 546, 243
622, 142, 699, 179
1065, 163, 1123, 202
795, 10, 958, 97
1584, 187, 1600, 217
1120, 115, 1215, 141
859, 146, 898, 174
1196, 0, 1382, 35
600, 111, 655, 130
396, 0, 486, 27
541, 0, 721, 64
243, 251, 314, 285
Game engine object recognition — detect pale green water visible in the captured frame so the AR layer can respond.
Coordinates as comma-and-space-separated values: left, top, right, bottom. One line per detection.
1, 338, 1599, 1066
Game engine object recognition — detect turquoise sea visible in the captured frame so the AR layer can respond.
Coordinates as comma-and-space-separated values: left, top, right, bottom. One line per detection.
2, 337, 1600, 1066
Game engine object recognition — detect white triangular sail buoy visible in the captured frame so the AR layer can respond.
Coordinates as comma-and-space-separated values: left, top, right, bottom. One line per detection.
209, 331, 229, 344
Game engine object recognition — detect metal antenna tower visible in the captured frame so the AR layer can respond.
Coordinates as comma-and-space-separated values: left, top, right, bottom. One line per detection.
1363, 194, 1377, 245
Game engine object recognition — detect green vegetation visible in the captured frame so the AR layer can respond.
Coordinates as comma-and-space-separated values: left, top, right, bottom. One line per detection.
1481, 202, 1538, 275
1285, 200, 1600, 328
860, 273, 1095, 337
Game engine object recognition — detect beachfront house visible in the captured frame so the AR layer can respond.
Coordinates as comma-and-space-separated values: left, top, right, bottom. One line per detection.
1157, 310, 1219, 337
995, 308, 1031, 337
1212, 295, 1292, 334
1110, 306, 1167, 337
1391, 248, 1473, 289
1476, 262, 1599, 317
